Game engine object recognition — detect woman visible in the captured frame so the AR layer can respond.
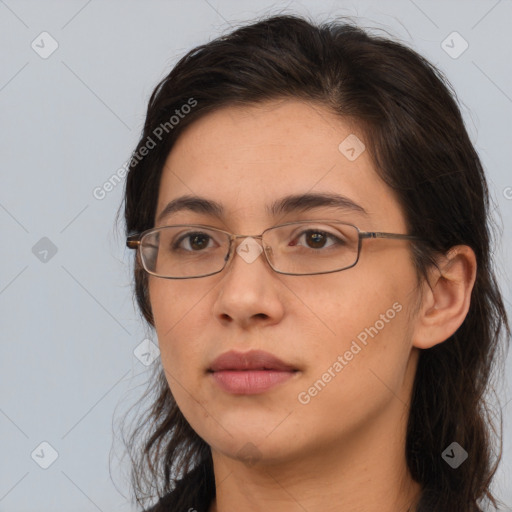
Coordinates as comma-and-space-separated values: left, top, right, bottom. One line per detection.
120, 13, 510, 512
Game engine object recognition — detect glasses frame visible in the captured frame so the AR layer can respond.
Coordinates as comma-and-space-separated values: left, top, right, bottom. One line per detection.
126, 220, 423, 279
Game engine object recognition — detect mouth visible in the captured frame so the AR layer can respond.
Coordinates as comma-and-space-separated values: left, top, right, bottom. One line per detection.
208, 369, 298, 394
208, 349, 298, 372
207, 366, 298, 372
207, 350, 299, 394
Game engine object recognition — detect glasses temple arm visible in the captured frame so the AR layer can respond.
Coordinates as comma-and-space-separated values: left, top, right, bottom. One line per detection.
359, 232, 422, 241
126, 235, 141, 249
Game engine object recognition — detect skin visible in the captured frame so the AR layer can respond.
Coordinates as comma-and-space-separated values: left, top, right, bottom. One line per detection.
148, 99, 476, 512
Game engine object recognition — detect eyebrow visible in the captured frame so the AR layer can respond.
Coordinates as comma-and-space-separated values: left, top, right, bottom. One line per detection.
155, 192, 368, 224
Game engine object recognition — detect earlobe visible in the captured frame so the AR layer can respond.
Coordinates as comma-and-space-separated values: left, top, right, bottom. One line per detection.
412, 245, 477, 350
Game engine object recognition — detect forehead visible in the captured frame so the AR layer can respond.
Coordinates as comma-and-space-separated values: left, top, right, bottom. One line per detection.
156, 99, 406, 231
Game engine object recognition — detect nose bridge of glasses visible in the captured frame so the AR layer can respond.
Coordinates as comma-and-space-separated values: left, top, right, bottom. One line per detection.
229, 232, 266, 248
228, 233, 273, 264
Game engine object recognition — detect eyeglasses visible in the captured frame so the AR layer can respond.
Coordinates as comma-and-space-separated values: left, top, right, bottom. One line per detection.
126, 220, 422, 279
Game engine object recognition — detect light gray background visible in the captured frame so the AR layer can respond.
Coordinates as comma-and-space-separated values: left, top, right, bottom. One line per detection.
1, 1, 511, 511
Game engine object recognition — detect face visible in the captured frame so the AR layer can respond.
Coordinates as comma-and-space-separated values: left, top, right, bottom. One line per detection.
148, 99, 421, 466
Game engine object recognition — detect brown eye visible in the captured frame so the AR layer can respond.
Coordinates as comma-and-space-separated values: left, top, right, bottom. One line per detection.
172, 231, 216, 252
290, 229, 344, 250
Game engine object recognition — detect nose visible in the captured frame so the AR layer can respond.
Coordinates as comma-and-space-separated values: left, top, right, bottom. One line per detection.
212, 235, 284, 329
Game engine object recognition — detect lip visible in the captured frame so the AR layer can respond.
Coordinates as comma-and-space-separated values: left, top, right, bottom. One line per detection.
209, 349, 297, 372
208, 350, 299, 395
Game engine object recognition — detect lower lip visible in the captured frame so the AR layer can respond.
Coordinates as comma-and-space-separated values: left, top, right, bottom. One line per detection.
210, 370, 297, 394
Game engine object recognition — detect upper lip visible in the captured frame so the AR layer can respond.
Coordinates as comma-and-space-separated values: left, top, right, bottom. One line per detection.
208, 350, 297, 372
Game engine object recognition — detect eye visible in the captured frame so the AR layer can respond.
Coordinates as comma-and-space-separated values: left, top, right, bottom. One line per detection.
173, 231, 217, 252
290, 229, 345, 250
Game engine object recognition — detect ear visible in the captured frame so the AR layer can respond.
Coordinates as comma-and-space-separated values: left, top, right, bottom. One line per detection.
412, 245, 477, 349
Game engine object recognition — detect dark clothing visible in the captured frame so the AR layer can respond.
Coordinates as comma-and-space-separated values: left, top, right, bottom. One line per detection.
143, 464, 215, 512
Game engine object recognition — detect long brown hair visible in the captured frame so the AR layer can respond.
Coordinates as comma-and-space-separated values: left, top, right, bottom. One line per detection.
119, 13, 510, 511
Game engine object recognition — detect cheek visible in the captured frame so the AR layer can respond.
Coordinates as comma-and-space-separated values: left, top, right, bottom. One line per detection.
295, 250, 417, 383
148, 280, 204, 378
149, 277, 208, 335
291, 285, 414, 441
